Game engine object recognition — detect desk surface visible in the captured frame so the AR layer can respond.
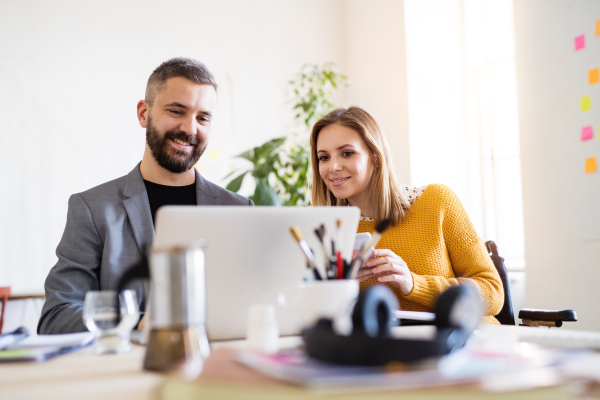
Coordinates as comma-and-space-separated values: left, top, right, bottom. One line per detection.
0, 345, 160, 400
2, 328, 599, 400
0, 336, 303, 400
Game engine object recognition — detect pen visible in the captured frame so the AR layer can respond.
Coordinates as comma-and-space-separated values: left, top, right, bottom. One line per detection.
336, 251, 343, 279
348, 218, 392, 279
314, 224, 334, 278
331, 219, 342, 259
290, 226, 325, 280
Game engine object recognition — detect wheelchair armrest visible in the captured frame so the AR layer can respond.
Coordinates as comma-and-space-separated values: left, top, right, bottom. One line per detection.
518, 308, 577, 327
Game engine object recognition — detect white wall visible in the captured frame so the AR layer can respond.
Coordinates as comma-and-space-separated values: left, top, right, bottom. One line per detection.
0, 0, 410, 295
342, 0, 411, 184
514, 0, 600, 331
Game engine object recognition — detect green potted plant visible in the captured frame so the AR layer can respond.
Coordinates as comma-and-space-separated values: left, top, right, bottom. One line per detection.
224, 63, 349, 205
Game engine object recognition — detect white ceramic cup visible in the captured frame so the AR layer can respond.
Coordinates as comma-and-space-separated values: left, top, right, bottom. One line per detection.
278, 280, 359, 332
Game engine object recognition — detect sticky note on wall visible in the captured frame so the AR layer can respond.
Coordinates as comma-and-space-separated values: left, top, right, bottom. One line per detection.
581, 96, 591, 111
596, 20, 600, 36
575, 35, 585, 50
582, 126, 593, 141
585, 157, 597, 173
209, 148, 220, 159
590, 68, 600, 85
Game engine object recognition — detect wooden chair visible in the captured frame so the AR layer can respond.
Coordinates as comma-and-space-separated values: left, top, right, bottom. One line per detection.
0, 286, 11, 334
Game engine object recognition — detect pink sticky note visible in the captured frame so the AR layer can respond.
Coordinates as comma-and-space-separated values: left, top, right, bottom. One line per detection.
575, 35, 585, 51
581, 126, 593, 141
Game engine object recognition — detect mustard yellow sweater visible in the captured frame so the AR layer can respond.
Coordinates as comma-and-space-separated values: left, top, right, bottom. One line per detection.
358, 184, 504, 324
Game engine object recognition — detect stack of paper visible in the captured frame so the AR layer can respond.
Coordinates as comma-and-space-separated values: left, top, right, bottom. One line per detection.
0, 331, 95, 362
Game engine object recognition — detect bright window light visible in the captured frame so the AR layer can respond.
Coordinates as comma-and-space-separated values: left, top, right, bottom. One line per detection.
404, 0, 525, 270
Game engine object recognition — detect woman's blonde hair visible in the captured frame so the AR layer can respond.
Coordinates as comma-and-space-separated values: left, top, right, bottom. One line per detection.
310, 106, 410, 223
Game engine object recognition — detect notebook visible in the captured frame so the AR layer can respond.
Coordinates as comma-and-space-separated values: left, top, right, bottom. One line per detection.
0, 332, 95, 362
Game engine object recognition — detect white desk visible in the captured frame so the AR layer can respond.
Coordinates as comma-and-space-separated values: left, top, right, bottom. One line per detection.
0, 345, 160, 400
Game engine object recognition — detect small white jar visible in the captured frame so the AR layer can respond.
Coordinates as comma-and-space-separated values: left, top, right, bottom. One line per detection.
246, 305, 279, 353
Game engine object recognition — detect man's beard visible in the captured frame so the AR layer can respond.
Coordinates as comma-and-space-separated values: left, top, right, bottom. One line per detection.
146, 117, 206, 173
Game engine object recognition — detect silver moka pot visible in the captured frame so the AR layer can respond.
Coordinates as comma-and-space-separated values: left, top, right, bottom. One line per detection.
117, 240, 209, 374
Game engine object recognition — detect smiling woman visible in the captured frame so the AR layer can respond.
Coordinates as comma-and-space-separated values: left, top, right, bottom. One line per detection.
310, 106, 505, 324
311, 108, 411, 224
315, 125, 375, 209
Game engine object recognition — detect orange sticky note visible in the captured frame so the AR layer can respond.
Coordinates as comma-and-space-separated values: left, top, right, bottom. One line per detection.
585, 157, 597, 173
590, 68, 599, 85
596, 20, 600, 36
581, 96, 591, 111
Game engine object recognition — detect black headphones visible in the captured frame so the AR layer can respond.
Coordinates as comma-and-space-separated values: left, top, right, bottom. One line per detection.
303, 284, 482, 365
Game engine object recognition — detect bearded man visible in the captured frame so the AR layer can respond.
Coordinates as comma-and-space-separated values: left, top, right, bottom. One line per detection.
38, 58, 252, 334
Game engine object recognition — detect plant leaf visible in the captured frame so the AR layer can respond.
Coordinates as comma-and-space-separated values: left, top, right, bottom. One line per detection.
225, 171, 248, 193
252, 179, 282, 206
237, 149, 254, 163
223, 168, 246, 180
252, 161, 273, 178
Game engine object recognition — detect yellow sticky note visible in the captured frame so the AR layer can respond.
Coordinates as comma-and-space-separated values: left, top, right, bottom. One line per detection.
596, 20, 600, 36
208, 148, 219, 159
581, 96, 591, 111
585, 157, 597, 174
590, 69, 599, 85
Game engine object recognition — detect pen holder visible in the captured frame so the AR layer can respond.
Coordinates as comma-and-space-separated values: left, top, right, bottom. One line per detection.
278, 280, 359, 330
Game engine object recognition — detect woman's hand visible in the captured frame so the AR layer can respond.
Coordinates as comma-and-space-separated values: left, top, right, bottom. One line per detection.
355, 249, 413, 296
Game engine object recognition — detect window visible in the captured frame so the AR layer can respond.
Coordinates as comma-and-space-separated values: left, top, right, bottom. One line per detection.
404, 0, 525, 270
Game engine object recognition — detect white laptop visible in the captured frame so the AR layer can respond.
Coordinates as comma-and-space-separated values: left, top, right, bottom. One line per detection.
154, 206, 360, 341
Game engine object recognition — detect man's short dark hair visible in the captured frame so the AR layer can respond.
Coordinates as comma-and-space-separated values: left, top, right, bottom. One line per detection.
145, 57, 218, 106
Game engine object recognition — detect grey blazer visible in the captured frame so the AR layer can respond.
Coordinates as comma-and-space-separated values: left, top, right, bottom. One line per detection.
38, 163, 253, 334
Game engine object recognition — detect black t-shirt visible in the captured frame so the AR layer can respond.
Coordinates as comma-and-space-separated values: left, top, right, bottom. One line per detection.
143, 180, 197, 225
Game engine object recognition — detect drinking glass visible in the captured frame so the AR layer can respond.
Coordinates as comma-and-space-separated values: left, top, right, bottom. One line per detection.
83, 290, 140, 355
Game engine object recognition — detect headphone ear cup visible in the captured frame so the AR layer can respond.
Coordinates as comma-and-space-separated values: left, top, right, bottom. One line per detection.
352, 285, 399, 338
314, 318, 334, 332
434, 285, 482, 333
